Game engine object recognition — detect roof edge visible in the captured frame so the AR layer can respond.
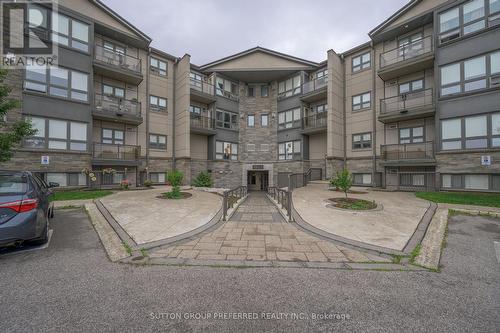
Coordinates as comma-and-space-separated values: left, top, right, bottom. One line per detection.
368, 0, 421, 37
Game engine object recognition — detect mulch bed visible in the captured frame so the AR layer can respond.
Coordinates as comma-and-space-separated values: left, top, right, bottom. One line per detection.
329, 188, 369, 194
328, 197, 377, 210
156, 192, 193, 199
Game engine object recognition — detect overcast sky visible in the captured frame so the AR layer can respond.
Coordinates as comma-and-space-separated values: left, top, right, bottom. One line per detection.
101, 0, 409, 65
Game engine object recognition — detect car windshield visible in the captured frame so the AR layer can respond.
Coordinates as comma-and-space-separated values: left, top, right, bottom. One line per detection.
0, 174, 28, 195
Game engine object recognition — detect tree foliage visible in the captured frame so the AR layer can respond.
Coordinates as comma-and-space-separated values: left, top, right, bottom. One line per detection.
0, 68, 35, 162
165, 170, 184, 199
192, 171, 213, 187
330, 169, 353, 198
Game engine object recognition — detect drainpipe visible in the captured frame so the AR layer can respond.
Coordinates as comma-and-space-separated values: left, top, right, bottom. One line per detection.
172, 58, 178, 171
371, 42, 377, 187
342, 54, 347, 169
145, 49, 151, 184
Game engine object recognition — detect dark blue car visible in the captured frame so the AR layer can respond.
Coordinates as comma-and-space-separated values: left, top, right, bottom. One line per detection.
0, 171, 58, 247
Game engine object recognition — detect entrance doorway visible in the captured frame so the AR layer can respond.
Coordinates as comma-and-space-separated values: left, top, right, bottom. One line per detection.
247, 171, 269, 191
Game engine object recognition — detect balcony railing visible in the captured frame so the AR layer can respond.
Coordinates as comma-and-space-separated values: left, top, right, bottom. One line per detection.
380, 88, 433, 115
190, 78, 214, 95
94, 44, 142, 73
303, 113, 327, 130
190, 114, 215, 130
92, 143, 139, 160
380, 35, 433, 69
94, 93, 141, 117
302, 76, 327, 95
381, 141, 434, 161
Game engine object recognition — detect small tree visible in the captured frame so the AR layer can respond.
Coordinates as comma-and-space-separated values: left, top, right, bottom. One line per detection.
330, 169, 353, 198
165, 170, 183, 199
192, 171, 212, 187
0, 68, 35, 162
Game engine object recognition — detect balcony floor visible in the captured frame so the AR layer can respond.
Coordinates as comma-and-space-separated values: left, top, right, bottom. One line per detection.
378, 53, 434, 81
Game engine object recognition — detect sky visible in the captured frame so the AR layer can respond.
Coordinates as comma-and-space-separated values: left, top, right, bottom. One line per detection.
101, 0, 410, 65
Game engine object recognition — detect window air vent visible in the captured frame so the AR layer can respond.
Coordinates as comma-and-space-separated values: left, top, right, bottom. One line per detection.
388, 124, 398, 129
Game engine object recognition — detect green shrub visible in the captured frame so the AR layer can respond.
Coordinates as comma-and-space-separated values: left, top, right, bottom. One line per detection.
144, 179, 153, 187
192, 171, 213, 187
166, 170, 183, 199
330, 169, 353, 198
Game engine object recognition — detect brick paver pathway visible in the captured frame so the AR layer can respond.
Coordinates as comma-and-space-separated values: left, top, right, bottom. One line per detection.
149, 192, 389, 263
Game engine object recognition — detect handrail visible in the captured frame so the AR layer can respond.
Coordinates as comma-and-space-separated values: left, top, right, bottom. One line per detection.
222, 185, 247, 221
94, 44, 142, 73
381, 141, 434, 160
288, 168, 323, 191
190, 114, 215, 130
92, 143, 139, 160
380, 35, 433, 68
94, 93, 141, 117
267, 186, 292, 221
302, 75, 327, 94
380, 88, 433, 115
190, 78, 215, 95
303, 113, 327, 129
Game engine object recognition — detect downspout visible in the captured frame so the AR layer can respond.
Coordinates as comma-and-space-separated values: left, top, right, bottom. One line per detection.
145, 49, 151, 182
172, 58, 178, 170
342, 54, 347, 168
371, 42, 377, 187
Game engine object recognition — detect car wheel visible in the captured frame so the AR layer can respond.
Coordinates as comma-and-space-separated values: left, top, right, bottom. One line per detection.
30, 222, 49, 246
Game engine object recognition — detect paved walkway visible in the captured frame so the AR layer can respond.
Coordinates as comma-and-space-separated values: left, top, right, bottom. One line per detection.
150, 192, 389, 263
99, 187, 222, 245
293, 184, 429, 251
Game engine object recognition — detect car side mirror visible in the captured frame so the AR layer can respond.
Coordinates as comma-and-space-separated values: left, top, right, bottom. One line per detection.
48, 182, 59, 188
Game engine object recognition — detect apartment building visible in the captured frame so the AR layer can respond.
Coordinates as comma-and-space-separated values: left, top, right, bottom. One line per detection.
2, 0, 500, 193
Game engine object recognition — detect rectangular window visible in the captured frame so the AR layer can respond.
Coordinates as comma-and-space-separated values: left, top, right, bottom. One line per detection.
352, 132, 372, 149
150, 95, 167, 111
46, 173, 67, 187
261, 114, 268, 127
216, 77, 238, 99
51, 12, 89, 52
441, 118, 462, 150
278, 108, 301, 130
399, 79, 424, 94
261, 85, 269, 97
189, 105, 202, 115
352, 52, 371, 72
440, 51, 499, 96
103, 84, 124, 98
399, 127, 424, 144
441, 114, 498, 150
277, 74, 301, 99
102, 129, 124, 145
149, 134, 167, 150
465, 175, 489, 190
465, 115, 487, 148
247, 86, 255, 97
353, 174, 372, 185
149, 173, 166, 184
25, 117, 87, 151
247, 115, 255, 127
216, 141, 238, 160
352, 92, 371, 111
150, 57, 167, 76
24, 117, 45, 148
492, 113, 500, 147
215, 109, 238, 130
278, 140, 301, 160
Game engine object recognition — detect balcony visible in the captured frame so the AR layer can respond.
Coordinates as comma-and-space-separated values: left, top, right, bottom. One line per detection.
378, 35, 434, 81
93, 93, 142, 125
380, 141, 436, 166
93, 45, 143, 84
301, 76, 327, 103
190, 114, 216, 135
92, 143, 140, 166
379, 88, 435, 123
302, 113, 327, 134
190, 78, 216, 104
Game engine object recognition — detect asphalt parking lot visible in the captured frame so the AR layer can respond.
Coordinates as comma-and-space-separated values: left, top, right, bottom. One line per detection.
0, 208, 498, 332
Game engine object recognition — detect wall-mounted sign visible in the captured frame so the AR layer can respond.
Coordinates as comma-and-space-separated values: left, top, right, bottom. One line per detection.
252, 165, 264, 170
41, 155, 49, 165
481, 155, 491, 166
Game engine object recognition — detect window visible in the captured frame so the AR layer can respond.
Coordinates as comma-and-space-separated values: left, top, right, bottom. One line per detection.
399, 79, 424, 94
247, 115, 255, 127
400, 127, 424, 144
102, 129, 124, 145
25, 117, 87, 151
216, 77, 238, 99
465, 115, 487, 148
247, 86, 255, 97
149, 173, 166, 184
492, 113, 500, 147
46, 173, 67, 187
441, 118, 462, 150
261, 114, 268, 127
149, 134, 166, 150
465, 175, 489, 190
103, 84, 124, 98
150, 95, 167, 111
278, 108, 301, 130
398, 33, 423, 57
440, 51, 499, 96
441, 114, 498, 150
352, 92, 371, 111
51, 12, 89, 52
261, 85, 269, 97
353, 174, 372, 185
189, 105, 202, 116
278, 140, 301, 160
439, 0, 500, 43
352, 132, 372, 149
68, 173, 87, 186
24, 65, 89, 102
443, 174, 499, 190
278, 74, 301, 99
150, 57, 167, 76
315, 69, 328, 81
215, 109, 238, 130
315, 104, 327, 114
216, 141, 238, 160
352, 52, 371, 72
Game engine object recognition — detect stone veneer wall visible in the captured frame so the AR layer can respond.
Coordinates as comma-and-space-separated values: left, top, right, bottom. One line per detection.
436, 152, 500, 173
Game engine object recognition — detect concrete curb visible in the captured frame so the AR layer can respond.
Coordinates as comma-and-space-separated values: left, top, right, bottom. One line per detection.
414, 208, 448, 271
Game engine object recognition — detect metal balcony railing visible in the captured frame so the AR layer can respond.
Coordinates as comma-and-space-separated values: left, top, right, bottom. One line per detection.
381, 141, 434, 160
190, 114, 215, 130
190, 78, 214, 95
302, 76, 327, 94
380, 88, 434, 115
92, 143, 139, 160
94, 44, 142, 73
94, 93, 141, 117
380, 35, 433, 68
303, 113, 327, 129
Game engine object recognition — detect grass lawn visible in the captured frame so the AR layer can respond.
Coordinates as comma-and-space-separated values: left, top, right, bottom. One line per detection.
415, 191, 500, 208
50, 190, 113, 202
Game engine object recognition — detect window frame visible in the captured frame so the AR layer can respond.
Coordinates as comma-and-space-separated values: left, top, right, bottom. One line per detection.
352, 92, 371, 111
261, 113, 269, 127
215, 109, 239, 130
260, 85, 269, 97
398, 78, 425, 94
102, 128, 124, 145
215, 76, 239, 100
150, 57, 167, 76
278, 107, 301, 130
24, 116, 87, 151
352, 132, 372, 150
441, 113, 499, 150
149, 95, 167, 111
51, 11, 90, 53
277, 74, 301, 99
351, 52, 371, 73
278, 140, 302, 160
149, 133, 167, 150
247, 114, 255, 127
215, 141, 238, 161
399, 126, 425, 144
441, 173, 499, 191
